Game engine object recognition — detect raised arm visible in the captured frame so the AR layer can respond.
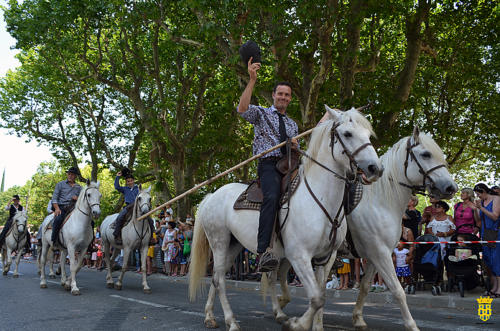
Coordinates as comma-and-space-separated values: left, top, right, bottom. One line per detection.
237, 58, 260, 114
114, 175, 125, 193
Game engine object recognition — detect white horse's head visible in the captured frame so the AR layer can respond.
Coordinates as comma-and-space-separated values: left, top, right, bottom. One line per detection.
79, 180, 102, 219
136, 185, 152, 216
13, 210, 28, 234
306, 106, 383, 183
402, 126, 458, 199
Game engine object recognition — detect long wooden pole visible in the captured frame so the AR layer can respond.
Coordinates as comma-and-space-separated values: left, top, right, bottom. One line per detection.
137, 127, 315, 221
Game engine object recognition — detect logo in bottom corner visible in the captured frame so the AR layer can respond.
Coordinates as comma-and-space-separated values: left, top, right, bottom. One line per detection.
477, 296, 493, 322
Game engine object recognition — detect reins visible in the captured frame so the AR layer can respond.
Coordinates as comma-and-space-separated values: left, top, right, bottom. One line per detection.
399, 137, 447, 195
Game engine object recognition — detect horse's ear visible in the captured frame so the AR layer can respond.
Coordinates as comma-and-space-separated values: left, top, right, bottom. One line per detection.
146, 186, 152, 193
412, 126, 420, 144
324, 105, 340, 122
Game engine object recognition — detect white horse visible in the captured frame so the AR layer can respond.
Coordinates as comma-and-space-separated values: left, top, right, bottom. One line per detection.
270, 127, 458, 331
1, 211, 28, 277
39, 181, 102, 295
100, 186, 152, 293
189, 107, 383, 331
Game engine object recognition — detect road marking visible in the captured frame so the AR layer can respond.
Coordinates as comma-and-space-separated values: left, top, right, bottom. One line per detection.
110, 294, 205, 317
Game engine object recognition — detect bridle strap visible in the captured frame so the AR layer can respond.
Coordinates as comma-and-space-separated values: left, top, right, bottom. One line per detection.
78, 187, 101, 217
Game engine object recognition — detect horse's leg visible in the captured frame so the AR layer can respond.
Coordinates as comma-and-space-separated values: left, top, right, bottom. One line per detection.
204, 282, 218, 328
352, 260, 377, 329
115, 246, 131, 291
60, 248, 69, 288
210, 242, 242, 331
2, 248, 8, 275
69, 245, 85, 295
4, 246, 13, 275
283, 258, 324, 331
103, 240, 114, 288
39, 241, 49, 288
278, 258, 292, 309
48, 248, 56, 278
269, 259, 291, 323
312, 252, 337, 331
140, 243, 151, 294
374, 254, 419, 331
13, 247, 23, 277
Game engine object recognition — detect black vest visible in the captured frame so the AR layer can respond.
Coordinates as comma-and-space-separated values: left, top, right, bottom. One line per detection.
9, 204, 23, 219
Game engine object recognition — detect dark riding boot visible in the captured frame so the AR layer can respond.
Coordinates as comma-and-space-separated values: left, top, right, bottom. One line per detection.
51, 209, 68, 245
0, 217, 13, 248
148, 218, 155, 245
256, 159, 282, 272
113, 207, 129, 244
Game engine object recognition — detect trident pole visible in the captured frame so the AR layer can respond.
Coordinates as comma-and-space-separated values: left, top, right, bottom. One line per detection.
137, 127, 315, 221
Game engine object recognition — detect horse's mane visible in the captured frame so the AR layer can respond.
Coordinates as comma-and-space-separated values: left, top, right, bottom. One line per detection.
369, 133, 446, 203
303, 108, 375, 174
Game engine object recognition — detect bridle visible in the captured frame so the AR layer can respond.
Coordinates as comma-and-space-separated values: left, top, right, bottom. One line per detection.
78, 187, 101, 217
132, 194, 152, 242
400, 137, 447, 195
12, 215, 27, 252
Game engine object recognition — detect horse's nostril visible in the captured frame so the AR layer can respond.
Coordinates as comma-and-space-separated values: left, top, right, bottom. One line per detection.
367, 164, 377, 175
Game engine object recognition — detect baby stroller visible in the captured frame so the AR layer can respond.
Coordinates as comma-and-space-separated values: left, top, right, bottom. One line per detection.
445, 233, 482, 297
409, 234, 443, 296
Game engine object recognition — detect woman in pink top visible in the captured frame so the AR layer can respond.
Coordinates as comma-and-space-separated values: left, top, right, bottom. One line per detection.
454, 188, 480, 235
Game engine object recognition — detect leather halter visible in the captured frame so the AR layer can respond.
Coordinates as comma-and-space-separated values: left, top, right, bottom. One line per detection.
299, 121, 369, 265
401, 137, 447, 194
78, 187, 101, 217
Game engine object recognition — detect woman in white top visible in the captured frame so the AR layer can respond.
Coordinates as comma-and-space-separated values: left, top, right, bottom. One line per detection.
426, 200, 456, 260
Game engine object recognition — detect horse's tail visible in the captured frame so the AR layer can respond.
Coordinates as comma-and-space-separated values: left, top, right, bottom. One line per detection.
188, 194, 212, 302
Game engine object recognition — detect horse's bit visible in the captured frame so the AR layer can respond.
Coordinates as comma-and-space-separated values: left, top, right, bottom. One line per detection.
400, 137, 447, 195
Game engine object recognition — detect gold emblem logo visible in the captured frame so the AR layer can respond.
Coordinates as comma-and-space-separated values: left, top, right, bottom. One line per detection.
477, 296, 493, 322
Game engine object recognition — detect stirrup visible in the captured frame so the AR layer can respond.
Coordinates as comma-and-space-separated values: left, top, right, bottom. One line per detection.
258, 250, 279, 272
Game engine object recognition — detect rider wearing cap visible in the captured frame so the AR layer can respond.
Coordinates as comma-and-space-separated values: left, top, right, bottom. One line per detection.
51, 167, 82, 245
113, 170, 155, 245
0, 194, 29, 253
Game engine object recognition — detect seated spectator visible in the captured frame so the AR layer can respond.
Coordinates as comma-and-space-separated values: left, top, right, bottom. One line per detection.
454, 188, 480, 235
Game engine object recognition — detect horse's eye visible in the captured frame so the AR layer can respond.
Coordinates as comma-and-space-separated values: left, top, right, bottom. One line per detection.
421, 151, 431, 158
344, 131, 352, 138
87, 193, 91, 197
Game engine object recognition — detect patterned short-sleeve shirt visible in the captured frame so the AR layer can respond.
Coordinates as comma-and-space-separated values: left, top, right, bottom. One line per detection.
239, 104, 298, 158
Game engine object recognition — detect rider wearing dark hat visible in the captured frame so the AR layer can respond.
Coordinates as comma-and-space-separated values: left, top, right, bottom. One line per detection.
50, 167, 82, 245
0, 194, 27, 251
113, 169, 155, 245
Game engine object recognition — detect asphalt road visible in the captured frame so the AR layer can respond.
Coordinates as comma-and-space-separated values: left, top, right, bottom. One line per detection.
0, 260, 497, 331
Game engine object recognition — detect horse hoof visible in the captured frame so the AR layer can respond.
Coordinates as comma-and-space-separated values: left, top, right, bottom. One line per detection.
49, 274, 56, 279
282, 317, 300, 331
2, 271, 7, 275
71, 289, 81, 296
40, 284, 47, 289
114, 284, 122, 290
13, 274, 19, 278
64, 284, 71, 291
143, 288, 152, 294
276, 314, 289, 324
204, 319, 218, 329
106, 283, 114, 289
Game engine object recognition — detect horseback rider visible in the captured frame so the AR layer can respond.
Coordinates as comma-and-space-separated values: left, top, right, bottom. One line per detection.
51, 167, 82, 245
237, 57, 298, 272
0, 194, 30, 253
113, 170, 155, 245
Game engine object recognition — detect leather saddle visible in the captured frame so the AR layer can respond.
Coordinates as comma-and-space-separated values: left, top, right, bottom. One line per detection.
110, 202, 135, 229
234, 169, 300, 211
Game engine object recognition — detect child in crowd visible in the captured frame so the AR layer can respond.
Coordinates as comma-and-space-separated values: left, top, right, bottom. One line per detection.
96, 241, 103, 270
146, 232, 157, 275
393, 242, 412, 287
91, 242, 98, 268
448, 234, 477, 262
336, 258, 351, 290
170, 239, 180, 276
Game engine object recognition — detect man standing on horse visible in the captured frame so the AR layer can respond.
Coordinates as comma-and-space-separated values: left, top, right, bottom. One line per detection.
51, 167, 82, 245
237, 57, 298, 272
113, 170, 155, 245
0, 194, 30, 253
